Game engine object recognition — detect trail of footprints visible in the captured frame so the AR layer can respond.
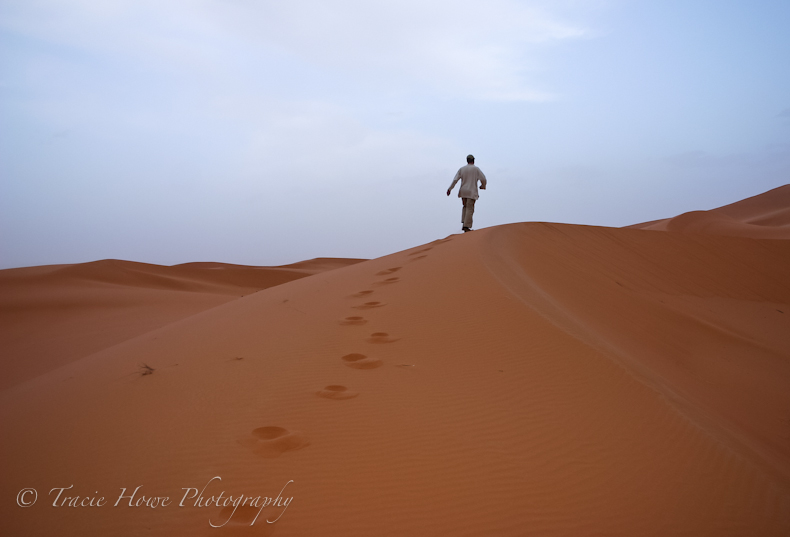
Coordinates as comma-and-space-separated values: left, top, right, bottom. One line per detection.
339, 264, 402, 368
242, 238, 453, 458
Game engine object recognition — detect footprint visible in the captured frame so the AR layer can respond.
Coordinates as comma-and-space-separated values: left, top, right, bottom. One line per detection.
316, 385, 359, 400
354, 301, 385, 310
351, 290, 374, 298
372, 277, 400, 286
408, 247, 432, 256
432, 238, 452, 244
339, 316, 367, 326
367, 332, 399, 344
376, 267, 402, 276
238, 426, 309, 458
214, 505, 279, 532
342, 353, 383, 369
409, 255, 427, 261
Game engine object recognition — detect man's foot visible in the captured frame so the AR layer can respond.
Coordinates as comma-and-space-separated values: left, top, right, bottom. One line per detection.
462, 227, 471, 232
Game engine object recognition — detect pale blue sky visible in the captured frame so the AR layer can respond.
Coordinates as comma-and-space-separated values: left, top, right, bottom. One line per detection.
1, 0, 788, 269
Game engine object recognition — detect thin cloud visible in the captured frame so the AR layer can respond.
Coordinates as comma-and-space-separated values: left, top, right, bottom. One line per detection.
207, 0, 588, 101
1, 0, 590, 102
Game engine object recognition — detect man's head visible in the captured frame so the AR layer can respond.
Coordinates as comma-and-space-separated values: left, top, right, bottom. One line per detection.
466, 154, 475, 164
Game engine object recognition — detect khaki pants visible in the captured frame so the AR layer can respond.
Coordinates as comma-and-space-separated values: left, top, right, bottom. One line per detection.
461, 198, 475, 228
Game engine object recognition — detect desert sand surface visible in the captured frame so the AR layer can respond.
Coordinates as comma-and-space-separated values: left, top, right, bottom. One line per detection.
629, 184, 790, 238
2, 188, 790, 536
0, 258, 364, 389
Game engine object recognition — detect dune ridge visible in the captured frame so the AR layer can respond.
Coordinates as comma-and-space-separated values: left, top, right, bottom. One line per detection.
0, 257, 364, 389
629, 184, 790, 239
2, 214, 789, 535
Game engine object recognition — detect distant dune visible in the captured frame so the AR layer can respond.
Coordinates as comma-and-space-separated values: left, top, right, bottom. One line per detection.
0, 258, 364, 389
629, 184, 790, 238
2, 190, 789, 536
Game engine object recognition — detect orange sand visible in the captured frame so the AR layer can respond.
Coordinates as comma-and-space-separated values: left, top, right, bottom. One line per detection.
630, 184, 790, 239
1, 187, 789, 536
0, 258, 363, 389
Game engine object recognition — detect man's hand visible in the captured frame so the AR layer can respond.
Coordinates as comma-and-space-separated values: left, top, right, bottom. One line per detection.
446, 189, 451, 196
481, 185, 486, 190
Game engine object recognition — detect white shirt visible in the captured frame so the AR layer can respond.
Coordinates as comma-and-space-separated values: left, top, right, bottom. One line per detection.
448, 164, 487, 200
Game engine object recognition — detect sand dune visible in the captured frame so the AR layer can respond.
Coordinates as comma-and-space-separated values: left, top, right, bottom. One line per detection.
0, 258, 364, 389
2, 197, 790, 535
630, 184, 790, 238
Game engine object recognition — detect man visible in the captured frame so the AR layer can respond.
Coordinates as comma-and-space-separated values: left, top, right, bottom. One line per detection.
447, 154, 487, 232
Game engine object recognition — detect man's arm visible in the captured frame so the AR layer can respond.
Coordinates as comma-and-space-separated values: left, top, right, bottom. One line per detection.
479, 169, 487, 190
447, 169, 462, 196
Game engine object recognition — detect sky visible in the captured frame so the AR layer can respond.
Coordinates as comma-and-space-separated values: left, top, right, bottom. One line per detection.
1, 0, 789, 269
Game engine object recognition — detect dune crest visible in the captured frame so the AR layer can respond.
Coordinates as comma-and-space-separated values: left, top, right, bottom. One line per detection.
0, 257, 364, 389
630, 184, 790, 238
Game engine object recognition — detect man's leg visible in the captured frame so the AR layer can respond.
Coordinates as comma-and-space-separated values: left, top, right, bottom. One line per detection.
463, 198, 475, 229
461, 198, 467, 228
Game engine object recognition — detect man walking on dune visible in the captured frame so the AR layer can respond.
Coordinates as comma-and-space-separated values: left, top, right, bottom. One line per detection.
447, 154, 487, 232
